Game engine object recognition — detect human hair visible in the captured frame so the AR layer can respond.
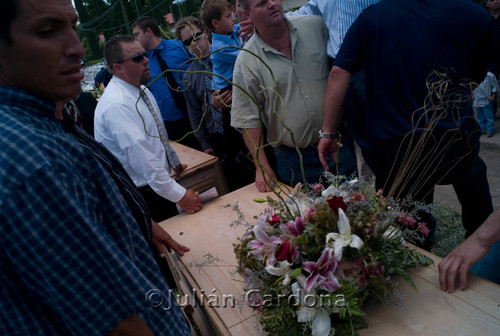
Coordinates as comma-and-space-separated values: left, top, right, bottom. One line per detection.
200, 0, 232, 31
238, 0, 251, 11
0, 0, 19, 45
131, 16, 162, 38
103, 35, 137, 74
175, 16, 206, 40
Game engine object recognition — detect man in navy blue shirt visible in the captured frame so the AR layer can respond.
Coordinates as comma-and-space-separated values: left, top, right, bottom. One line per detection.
318, 0, 494, 250
0, 0, 191, 334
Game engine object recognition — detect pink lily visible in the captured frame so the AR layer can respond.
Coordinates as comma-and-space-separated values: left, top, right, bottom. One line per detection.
281, 216, 305, 237
302, 247, 341, 293
248, 223, 280, 265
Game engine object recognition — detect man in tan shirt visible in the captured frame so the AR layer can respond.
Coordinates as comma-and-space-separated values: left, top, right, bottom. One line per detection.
231, 0, 340, 191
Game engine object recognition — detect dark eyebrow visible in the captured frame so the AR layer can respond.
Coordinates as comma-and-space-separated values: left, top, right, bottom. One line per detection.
37, 12, 79, 26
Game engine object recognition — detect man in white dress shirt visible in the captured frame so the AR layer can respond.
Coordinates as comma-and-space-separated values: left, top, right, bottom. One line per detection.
95, 35, 202, 222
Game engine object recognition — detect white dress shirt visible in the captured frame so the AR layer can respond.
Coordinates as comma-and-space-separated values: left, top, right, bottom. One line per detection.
94, 76, 186, 203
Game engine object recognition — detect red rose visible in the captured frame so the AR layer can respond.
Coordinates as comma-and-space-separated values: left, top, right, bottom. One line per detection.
267, 215, 281, 226
327, 196, 347, 214
275, 240, 297, 263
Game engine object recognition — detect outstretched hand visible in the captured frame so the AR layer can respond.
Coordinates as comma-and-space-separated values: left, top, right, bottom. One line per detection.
151, 221, 190, 257
438, 234, 490, 293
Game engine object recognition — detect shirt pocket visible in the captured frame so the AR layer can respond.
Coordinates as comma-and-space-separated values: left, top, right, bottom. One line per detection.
308, 51, 329, 81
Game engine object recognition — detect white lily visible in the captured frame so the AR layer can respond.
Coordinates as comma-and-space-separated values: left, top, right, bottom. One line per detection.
286, 194, 312, 215
265, 261, 293, 285
325, 208, 364, 261
321, 179, 357, 199
292, 280, 334, 336
321, 185, 338, 198
297, 308, 332, 336
382, 225, 406, 245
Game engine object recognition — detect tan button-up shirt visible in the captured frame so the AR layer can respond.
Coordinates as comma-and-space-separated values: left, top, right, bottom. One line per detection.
231, 16, 329, 148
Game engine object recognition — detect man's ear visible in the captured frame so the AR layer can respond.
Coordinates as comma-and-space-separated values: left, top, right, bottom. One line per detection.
112, 63, 123, 75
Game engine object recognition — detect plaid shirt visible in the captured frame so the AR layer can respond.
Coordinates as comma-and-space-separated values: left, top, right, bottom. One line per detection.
0, 85, 190, 335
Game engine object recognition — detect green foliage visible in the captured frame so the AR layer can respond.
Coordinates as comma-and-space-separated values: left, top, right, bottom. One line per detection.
75, 0, 207, 59
234, 177, 435, 335
314, 202, 339, 248
431, 202, 464, 258
259, 298, 305, 336
86, 59, 102, 66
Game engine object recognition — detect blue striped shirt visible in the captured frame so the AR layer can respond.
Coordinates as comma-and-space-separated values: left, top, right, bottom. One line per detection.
0, 85, 190, 335
287, 0, 380, 58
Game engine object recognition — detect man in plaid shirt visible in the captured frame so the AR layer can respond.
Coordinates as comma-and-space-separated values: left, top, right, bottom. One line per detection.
0, 0, 191, 334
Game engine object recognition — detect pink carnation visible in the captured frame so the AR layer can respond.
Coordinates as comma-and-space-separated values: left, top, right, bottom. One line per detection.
398, 213, 417, 227
312, 183, 324, 195
418, 222, 430, 237
303, 206, 317, 222
350, 192, 366, 203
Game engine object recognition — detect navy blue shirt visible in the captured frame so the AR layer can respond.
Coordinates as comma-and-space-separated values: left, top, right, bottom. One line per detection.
335, 0, 492, 139
0, 85, 190, 335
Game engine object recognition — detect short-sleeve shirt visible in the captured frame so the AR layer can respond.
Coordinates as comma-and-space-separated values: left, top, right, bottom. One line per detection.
334, 0, 492, 139
473, 71, 499, 107
231, 16, 329, 148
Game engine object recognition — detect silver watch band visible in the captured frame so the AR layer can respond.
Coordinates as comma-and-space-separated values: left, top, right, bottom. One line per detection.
318, 130, 338, 139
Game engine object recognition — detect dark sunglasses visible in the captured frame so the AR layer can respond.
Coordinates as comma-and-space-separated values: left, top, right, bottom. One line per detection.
182, 31, 204, 47
117, 51, 148, 64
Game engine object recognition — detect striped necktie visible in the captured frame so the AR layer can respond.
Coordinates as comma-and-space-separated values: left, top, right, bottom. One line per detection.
141, 90, 180, 173
203, 59, 224, 134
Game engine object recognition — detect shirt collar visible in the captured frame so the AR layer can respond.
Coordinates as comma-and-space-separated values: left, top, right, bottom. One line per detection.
255, 17, 297, 54
0, 84, 57, 120
112, 76, 143, 95
212, 25, 241, 47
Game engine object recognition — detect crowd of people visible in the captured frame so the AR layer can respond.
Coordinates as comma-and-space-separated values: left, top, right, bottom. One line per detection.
1, 0, 499, 334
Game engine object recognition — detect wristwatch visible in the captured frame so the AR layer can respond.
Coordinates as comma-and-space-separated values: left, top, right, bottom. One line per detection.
318, 130, 338, 139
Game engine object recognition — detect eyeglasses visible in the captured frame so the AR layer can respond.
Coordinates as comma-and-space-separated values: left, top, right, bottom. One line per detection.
182, 31, 204, 47
117, 51, 148, 64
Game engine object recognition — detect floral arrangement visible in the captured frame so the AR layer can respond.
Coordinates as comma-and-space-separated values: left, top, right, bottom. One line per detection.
88, 82, 105, 101
234, 175, 433, 336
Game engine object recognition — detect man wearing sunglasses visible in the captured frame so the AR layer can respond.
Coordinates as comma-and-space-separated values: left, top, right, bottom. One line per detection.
132, 16, 200, 151
94, 35, 203, 223
176, 16, 254, 191
176, 17, 220, 157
